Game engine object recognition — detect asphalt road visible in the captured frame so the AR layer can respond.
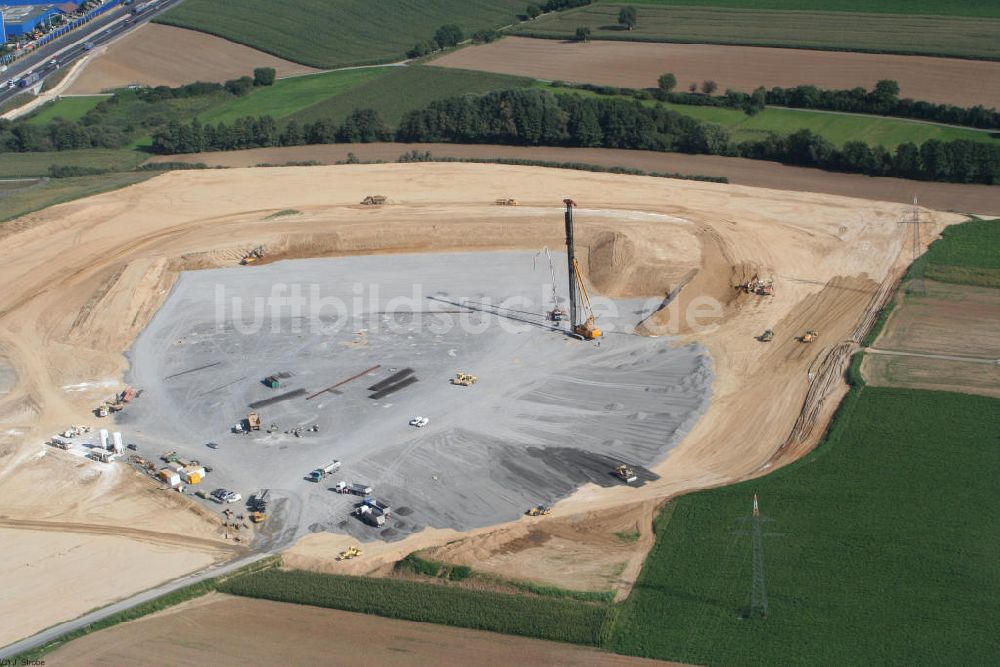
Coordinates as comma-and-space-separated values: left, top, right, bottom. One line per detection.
0, 550, 271, 659
0, 0, 185, 107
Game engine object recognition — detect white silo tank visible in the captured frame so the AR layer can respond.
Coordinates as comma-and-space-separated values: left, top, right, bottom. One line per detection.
99, 428, 110, 450
112, 431, 124, 453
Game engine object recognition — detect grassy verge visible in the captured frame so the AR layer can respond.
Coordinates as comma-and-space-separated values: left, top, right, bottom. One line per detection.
218, 568, 611, 645
617, 0, 1000, 18
156, 0, 525, 69
604, 375, 999, 664
24, 96, 105, 125
0, 172, 155, 225
512, 6, 1000, 60
9, 555, 281, 664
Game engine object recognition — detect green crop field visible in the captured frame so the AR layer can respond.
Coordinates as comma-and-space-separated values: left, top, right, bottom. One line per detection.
610, 0, 1000, 19
513, 6, 1000, 60
918, 217, 1000, 287
553, 88, 1000, 150
156, 0, 526, 69
0, 149, 146, 178
218, 569, 611, 646
606, 380, 1000, 664
290, 67, 534, 126
25, 96, 105, 125
0, 172, 155, 224
199, 68, 392, 124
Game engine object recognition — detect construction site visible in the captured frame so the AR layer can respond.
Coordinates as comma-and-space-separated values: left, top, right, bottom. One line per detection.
0, 163, 965, 646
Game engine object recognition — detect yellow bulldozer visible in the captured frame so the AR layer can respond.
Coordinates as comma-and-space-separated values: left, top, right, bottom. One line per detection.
526, 505, 551, 516
336, 546, 362, 561
800, 329, 819, 343
451, 372, 477, 387
250, 511, 266, 524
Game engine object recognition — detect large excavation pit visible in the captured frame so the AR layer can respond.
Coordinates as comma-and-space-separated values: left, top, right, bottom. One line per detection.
123, 251, 713, 544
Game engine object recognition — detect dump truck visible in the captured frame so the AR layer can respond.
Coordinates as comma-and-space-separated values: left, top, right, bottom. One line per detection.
362, 496, 391, 517
247, 412, 261, 431
360, 195, 387, 205
451, 372, 477, 387
354, 504, 386, 527
334, 481, 372, 496
615, 464, 638, 484
526, 505, 551, 516
307, 461, 341, 482
759, 329, 774, 342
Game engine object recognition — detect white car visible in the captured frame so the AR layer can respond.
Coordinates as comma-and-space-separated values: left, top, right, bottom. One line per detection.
408, 416, 429, 428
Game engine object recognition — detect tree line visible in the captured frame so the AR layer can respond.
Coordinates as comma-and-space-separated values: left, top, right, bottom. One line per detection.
149, 89, 1000, 185
564, 78, 1000, 130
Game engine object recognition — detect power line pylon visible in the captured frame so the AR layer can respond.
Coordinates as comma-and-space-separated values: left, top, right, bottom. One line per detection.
750, 493, 769, 619
898, 195, 926, 294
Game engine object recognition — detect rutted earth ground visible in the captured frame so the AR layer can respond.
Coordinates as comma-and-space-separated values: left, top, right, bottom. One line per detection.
0, 163, 962, 644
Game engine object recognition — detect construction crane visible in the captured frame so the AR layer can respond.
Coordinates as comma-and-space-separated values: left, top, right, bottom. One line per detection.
563, 199, 602, 341
534, 246, 566, 322
572, 257, 602, 340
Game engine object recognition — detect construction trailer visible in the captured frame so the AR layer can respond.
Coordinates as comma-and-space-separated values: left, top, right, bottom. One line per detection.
264, 375, 281, 389
90, 449, 113, 463
563, 199, 602, 340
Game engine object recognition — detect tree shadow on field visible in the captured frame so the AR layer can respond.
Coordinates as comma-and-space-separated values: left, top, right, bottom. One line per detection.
633, 581, 741, 613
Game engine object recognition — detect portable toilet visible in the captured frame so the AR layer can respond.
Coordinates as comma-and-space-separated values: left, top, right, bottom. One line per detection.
111, 432, 124, 454
98, 429, 110, 450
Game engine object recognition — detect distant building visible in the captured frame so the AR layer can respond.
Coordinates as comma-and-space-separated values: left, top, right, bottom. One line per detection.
1, 4, 64, 39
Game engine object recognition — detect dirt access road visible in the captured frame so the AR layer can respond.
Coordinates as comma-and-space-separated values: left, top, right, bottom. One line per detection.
44, 593, 677, 666
146, 143, 1000, 216
0, 163, 961, 639
434, 37, 1000, 108
66, 23, 318, 95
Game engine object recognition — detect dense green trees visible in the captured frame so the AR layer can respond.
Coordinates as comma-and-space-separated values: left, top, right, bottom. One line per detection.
766, 80, 1000, 129
434, 24, 463, 48
253, 67, 276, 87
618, 6, 637, 30
657, 73, 677, 93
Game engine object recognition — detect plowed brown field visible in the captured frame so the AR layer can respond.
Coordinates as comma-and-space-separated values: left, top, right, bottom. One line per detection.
44, 594, 677, 666
433, 38, 1000, 108
67, 24, 318, 95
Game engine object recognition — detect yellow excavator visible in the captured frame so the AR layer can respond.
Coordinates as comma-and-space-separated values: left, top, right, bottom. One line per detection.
337, 546, 362, 561
572, 258, 602, 340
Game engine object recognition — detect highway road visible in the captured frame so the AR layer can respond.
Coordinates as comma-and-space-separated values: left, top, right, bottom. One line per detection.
0, 0, 185, 107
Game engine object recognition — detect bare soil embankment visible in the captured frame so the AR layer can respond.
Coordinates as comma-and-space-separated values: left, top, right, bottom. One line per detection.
145, 143, 1000, 216
433, 38, 1000, 108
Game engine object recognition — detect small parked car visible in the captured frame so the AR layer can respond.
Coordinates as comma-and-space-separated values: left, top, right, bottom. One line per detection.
206, 442, 219, 449
408, 416, 429, 428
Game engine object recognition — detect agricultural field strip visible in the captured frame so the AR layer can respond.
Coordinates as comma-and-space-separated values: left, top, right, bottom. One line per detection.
511, 6, 1000, 60
610, 0, 1000, 18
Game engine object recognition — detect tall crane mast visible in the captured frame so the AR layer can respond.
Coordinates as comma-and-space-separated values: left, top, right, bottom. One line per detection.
563, 199, 602, 340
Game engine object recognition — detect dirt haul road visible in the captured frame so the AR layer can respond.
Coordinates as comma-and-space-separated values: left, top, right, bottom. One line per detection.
0, 164, 961, 640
